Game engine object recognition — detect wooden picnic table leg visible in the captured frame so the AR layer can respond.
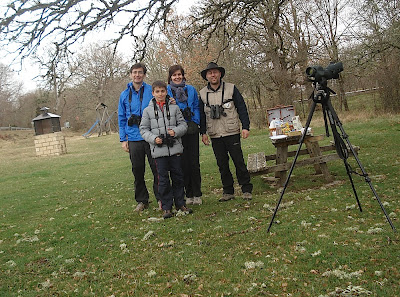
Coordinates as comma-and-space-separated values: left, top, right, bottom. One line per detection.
304, 140, 333, 182
275, 145, 289, 186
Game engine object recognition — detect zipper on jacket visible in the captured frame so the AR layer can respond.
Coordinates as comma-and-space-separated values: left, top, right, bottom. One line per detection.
160, 104, 171, 157
153, 99, 174, 157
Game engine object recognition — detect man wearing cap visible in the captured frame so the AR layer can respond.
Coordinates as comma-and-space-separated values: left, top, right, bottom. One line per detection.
199, 62, 253, 201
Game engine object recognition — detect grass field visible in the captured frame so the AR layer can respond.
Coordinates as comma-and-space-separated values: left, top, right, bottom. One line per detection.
0, 113, 399, 296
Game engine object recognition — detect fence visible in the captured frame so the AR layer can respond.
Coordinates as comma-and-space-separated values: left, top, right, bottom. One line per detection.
0, 127, 33, 131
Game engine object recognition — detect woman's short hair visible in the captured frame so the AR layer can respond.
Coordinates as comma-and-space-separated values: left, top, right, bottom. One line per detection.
168, 65, 185, 83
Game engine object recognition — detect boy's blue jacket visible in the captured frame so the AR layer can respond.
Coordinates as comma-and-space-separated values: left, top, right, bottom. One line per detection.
167, 84, 200, 125
118, 82, 153, 142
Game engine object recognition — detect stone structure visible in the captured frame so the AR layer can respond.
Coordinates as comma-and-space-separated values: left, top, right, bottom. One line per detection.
34, 132, 67, 157
32, 107, 67, 157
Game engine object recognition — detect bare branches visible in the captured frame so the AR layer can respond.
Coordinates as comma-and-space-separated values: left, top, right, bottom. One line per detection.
0, 0, 179, 60
189, 1, 273, 56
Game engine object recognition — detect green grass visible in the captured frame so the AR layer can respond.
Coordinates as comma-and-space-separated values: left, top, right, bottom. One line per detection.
1, 115, 399, 297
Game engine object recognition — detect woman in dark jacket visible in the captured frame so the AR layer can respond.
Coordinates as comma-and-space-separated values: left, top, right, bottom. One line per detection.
167, 65, 203, 205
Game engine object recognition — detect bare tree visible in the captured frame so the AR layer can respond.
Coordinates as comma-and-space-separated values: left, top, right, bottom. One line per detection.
190, 0, 310, 108
0, 63, 23, 126
300, 0, 355, 111
351, 0, 400, 112
49, 43, 129, 130
70, 43, 128, 128
190, 0, 276, 51
75, 42, 128, 103
0, 0, 180, 61
32, 44, 79, 114
12, 91, 39, 127
144, 13, 223, 89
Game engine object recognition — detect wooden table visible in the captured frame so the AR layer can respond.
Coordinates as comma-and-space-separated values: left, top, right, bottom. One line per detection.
247, 134, 360, 186
271, 134, 332, 185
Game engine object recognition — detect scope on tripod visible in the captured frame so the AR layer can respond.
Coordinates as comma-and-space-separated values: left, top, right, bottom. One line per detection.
267, 61, 396, 233
306, 61, 343, 82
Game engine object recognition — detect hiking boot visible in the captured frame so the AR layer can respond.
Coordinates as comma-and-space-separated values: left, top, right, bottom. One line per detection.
242, 192, 253, 200
163, 210, 173, 219
193, 197, 202, 205
186, 197, 194, 205
219, 193, 235, 202
134, 202, 149, 212
177, 206, 193, 214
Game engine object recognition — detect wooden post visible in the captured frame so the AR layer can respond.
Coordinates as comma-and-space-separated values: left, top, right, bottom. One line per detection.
304, 138, 333, 182
275, 145, 289, 186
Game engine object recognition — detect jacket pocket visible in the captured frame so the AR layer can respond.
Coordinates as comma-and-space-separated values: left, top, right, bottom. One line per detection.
226, 118, 239, 132
207, 120, 216, 136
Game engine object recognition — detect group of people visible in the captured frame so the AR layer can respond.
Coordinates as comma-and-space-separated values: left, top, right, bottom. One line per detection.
118, 62, 253, 219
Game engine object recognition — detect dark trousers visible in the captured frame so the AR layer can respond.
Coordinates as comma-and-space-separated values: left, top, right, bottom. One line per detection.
128, 140, 159, 204
181, 133, 202, 198
155, 155, 185, 211
211, 134, 253, 194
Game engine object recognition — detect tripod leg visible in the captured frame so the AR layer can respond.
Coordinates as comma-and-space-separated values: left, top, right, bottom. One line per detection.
345, 139, 396, 230
322, 105, 330, 137
346, 141, 396, 230
324, 101, 362, 211
343, 160, 362, 212
325, 100, 396, 231
267, 100, 317, 232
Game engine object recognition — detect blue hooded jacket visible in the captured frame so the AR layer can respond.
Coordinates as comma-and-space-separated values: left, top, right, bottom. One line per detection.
167, 84, 200, 125
118, 81, 153, 142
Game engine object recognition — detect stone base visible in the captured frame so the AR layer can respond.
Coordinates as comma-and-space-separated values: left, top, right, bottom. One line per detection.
34, 132, 67, 157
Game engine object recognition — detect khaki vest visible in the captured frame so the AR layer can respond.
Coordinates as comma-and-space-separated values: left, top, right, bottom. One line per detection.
199, 82, 240, 138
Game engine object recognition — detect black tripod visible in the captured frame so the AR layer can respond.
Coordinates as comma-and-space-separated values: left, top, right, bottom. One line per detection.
267, 80, 396, 232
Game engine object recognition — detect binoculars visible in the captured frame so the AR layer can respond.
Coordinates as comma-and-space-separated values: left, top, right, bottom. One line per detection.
210, 104, 226, 119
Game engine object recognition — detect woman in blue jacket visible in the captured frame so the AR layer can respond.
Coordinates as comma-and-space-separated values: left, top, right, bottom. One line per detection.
167, 65, 203, 205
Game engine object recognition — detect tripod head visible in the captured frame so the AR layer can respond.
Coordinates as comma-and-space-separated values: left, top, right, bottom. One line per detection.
308, 79, 339, 142
312, 80, 336, 104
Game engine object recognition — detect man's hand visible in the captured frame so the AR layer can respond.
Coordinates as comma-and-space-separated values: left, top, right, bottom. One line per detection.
242, 129, 250, 139
121, 141, 129, 152
202, 134, 210, 145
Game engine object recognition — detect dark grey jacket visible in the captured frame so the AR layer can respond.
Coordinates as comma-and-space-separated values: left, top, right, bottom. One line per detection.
140, 99, 187, 158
